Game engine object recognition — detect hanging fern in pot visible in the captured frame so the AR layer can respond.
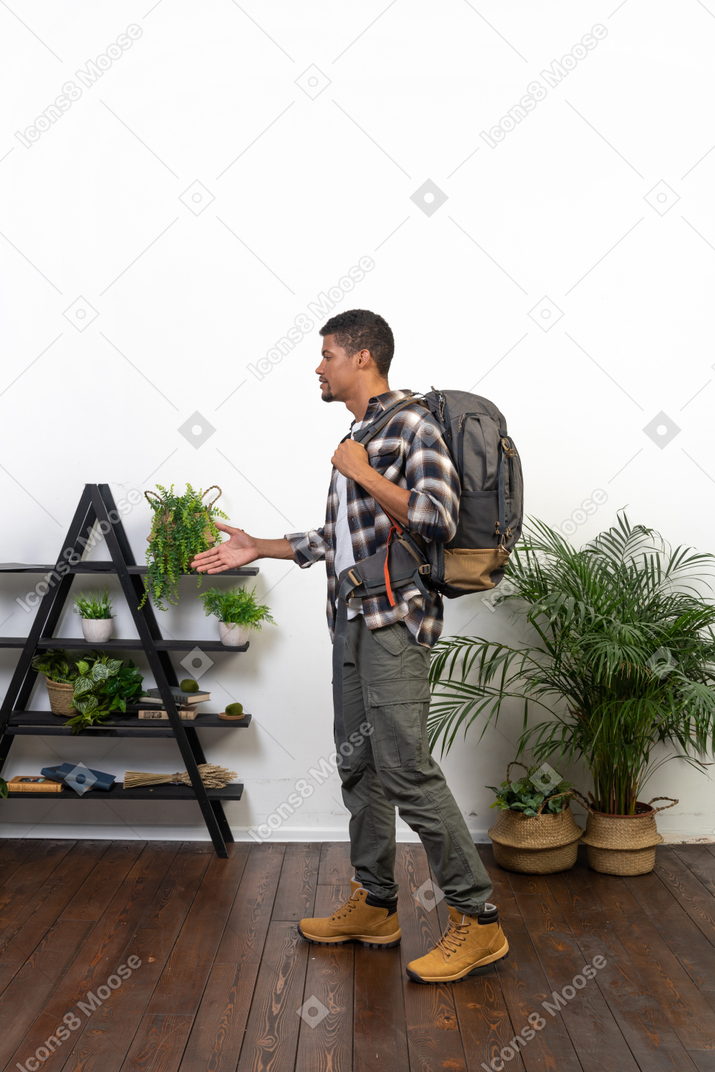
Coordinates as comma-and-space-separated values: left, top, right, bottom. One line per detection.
140, 484, 228, 610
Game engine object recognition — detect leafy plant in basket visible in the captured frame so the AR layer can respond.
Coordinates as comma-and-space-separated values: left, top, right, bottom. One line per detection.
428, 512, 715, 817
140, 484, 228, 611
66, 653, 144, 734
31, 649, 79, 684
488, 762, 575, 817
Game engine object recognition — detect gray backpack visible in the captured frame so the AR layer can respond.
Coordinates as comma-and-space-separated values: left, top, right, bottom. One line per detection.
353, 388, 523, 599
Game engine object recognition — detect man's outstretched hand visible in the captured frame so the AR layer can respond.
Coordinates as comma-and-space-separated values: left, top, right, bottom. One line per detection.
191, 522, 259, 573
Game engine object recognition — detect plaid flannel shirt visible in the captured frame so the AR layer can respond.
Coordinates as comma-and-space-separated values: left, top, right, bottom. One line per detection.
284, 388, 460, 648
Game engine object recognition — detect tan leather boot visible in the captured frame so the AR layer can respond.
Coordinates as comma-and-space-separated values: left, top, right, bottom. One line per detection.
406, 903, 508, 983
298, 879, 401, 947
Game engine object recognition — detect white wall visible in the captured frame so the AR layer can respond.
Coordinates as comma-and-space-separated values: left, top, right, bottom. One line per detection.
1, 1, 713, 844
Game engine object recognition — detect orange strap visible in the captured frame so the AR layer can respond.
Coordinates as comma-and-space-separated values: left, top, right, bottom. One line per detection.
384, 524, 401, 606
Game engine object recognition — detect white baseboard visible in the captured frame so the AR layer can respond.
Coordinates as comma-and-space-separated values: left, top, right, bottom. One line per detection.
0, 821, 711, 845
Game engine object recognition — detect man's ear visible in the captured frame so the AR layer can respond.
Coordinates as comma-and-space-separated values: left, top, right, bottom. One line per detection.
356, 348, 371, 367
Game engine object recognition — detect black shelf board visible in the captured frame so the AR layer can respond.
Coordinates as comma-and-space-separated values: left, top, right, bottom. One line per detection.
6, 782, 244, 800
0, 638, 249, 652
5, 711, 252, 736
0, 563, 259, 576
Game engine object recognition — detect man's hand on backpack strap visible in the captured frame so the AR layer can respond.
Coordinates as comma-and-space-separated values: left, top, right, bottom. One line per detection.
332, 439, 370, 481
332, 440, 410, 527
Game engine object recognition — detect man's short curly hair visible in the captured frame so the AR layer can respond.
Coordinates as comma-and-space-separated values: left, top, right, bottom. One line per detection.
320, 309, 394, 377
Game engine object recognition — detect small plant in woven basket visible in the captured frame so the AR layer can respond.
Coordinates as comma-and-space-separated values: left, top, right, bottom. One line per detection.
31, 649, 79, 685
487, 761, 583, 874
488, 761, 575, 817
140, 484, 228, 611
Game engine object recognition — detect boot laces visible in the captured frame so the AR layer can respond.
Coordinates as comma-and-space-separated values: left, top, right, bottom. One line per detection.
330, 891, 361, 921
436, 917, 470, 957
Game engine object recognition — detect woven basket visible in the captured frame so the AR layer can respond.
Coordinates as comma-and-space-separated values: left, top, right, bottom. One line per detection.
488, 763, 584, 874
45, 679, 76, 717
145, 486, 221, 552
576, 792, 677, 876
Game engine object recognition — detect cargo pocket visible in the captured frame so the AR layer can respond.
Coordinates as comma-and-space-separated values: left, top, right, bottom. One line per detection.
371, 621, 411, 657
365, 677, 431, 771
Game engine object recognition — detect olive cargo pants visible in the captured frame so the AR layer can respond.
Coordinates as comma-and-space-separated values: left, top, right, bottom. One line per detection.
333, 614, 494, 914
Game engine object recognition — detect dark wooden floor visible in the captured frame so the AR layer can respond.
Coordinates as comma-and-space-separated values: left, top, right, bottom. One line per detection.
1, 839, 714, 1072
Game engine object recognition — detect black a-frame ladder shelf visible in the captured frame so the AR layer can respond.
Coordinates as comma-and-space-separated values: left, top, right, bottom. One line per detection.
0, 483, 259, 857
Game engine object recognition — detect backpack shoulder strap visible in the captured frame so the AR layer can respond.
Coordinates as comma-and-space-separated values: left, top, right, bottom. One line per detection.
353, 394, 427, 446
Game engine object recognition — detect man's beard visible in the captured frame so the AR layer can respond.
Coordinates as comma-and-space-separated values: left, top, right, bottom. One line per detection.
321, 384, 334, 402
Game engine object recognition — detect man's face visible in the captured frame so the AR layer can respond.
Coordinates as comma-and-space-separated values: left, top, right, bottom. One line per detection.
316, 334, 362, 403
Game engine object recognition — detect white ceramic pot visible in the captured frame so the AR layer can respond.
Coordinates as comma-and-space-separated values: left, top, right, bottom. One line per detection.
81, 618, 113, 643
218, 622, 250, 647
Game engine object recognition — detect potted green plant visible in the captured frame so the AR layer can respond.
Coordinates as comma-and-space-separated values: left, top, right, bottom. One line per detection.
428, 513, 715, 875
140, 484, 228, 611
31, 649, 80, 716
31, 649, 143, 730
65, 653, 144, 734
73, 588, 114, 643
486, 761, 583, 873
199, 586, 275, 647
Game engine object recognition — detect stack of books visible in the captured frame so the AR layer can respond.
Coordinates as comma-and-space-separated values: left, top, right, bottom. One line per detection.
137, 685, 210, 721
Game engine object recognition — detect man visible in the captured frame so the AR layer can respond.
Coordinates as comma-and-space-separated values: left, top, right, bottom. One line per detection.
191, 309, 508, 983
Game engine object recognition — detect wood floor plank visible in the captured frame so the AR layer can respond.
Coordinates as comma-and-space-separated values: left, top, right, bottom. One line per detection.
477, 847, 584, 1072
621, 868, 715, 994
353, 937, 408, 1072
143, 842, 250, 1017
0, 837, 37, 883
507, 870, 641, 1072
178, 842, 285, 1072
271, 841, 320, 921
0, 918, 95, 1067
544, 863, 701, 1072
687, 1050, 715, 1072
396, 843, 469, 1072
577, 861, 715, 1052
120, 1013, 195, 1072
236, 920, 310, 1072
653, 847, 715, 945
0, 840, 110, 995
295, 884, 354, 1072
318, 841, 353, 885
60, 840, 145, 920
6, 841, 181, 1072
673, 845, 715, 899
0, 839, 76, 936
57, 843, 214, 1072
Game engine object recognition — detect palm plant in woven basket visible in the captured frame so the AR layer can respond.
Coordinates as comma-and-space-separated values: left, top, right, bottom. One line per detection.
429, 513, 715, 840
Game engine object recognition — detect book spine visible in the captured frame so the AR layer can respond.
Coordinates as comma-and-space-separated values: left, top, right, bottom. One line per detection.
137, 710, 197, 720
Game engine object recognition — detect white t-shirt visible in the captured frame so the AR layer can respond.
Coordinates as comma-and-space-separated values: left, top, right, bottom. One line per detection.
334, 420, 365, 619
